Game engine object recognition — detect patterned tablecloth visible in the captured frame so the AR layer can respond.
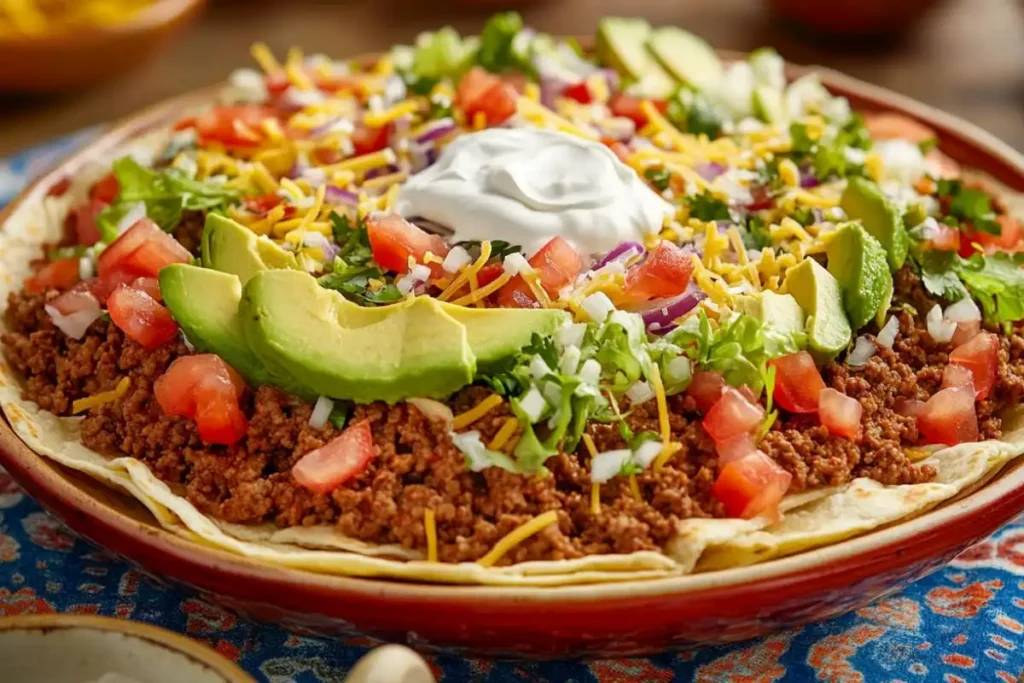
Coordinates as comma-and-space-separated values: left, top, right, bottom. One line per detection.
2, 135, 1024, 683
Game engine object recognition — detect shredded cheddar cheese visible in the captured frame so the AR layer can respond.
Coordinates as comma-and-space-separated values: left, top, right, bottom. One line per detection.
590, 483, 601, 515
424, 508, 438, 562
450, 272, 513, 307
476, 510, 559, 567
628, 474, 641, 500
72, 377, 130, 415
438, 241, 492, 302
452, 393, 504, 430
488, 417, 519, 451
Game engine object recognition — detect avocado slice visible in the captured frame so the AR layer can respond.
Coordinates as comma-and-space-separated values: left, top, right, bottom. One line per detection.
159, 264, 310, 397
826, 223, 894, 330
783, 258, 852, 361
736, 290, 806, 356
241, 270, 475, 403
443, 305, 569, 370
840, 177, 909, 271
202, 213, 299, 284
646, 26, 722, 91
749, 47, 786, 91
596, 17, 676, 98
752, 85, 786, 124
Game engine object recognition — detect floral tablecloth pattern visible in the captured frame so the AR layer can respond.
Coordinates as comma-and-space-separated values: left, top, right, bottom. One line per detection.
2, 135, 1024, 683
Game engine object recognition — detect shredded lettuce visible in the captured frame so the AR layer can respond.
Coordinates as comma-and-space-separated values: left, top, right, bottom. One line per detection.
96, 157, 239, 241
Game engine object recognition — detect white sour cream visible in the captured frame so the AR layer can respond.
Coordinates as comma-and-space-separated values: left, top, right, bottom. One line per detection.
394, 128, 674, 256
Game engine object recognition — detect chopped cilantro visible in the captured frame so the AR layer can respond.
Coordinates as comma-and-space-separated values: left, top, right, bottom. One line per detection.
455, 239, 521, 261
740, 216, 772, 250
959, 251, 1024, 323
687, 190, 731, 222
790, 206, 816, 227
917, 250, 969, 302
329, 212, 373, 265
937, 179, 1000, 235
328, 402, 350, 429
317, 255, 402, 307
643, 167, 672, 192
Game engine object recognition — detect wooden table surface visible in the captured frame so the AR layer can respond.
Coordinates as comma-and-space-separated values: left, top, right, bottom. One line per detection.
0, 0, 1022, 157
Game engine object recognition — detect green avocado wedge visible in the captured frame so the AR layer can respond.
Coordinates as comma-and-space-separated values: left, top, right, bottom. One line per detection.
646, 26, 723, 91
840, 177, 909, 272
201, 213, 298, 284
444, 305, 568, 370
240, 270, 476, 403
596, 17, 675, 98
826, 223, 894, 330
159, 264, 311, 397
783, 258, 852, 361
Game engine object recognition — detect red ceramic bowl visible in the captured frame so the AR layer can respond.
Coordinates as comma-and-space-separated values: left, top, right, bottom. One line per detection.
1, 53, 1024, 658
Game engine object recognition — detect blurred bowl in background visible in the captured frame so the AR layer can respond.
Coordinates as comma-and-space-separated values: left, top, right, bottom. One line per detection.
768, 0, 943, 35
0, 0, 206, 94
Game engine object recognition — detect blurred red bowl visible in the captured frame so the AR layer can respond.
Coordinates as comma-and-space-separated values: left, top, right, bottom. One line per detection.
768, 0, 943, 35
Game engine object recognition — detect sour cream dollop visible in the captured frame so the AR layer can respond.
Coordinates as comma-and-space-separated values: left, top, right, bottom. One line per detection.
394, 128, 674, 256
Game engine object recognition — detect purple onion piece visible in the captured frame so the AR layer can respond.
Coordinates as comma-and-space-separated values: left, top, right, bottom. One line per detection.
364, 164, 398, 181
591, 241, 645, 271
695, 162, 726, 182
799, 170, 820, 188
324, 185, 359, 206
415, 118, 456, 144
640, 290, 708, 334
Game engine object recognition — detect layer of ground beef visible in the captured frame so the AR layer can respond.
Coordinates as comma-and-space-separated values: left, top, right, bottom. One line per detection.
4, 267, 1022, 565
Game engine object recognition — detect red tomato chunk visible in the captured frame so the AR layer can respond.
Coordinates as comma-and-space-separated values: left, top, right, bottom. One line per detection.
155, 355, 248, 445
917, 386, 979, 446
711, 450, 792, 520
948, 332, 998, 401
769, 351, 824, 414
818, 388, 863, 440
292, 419, 377, 494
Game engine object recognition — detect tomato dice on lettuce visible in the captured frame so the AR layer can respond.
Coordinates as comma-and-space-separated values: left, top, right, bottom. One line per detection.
292, 419, 376, 494
155, 355, 248, 445
620, 241, 695, 305
366, 213, 448, 276
686, 371, 727, 414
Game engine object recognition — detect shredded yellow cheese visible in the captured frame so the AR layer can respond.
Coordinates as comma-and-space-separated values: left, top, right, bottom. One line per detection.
472, 111, 488, 131
628, 474, 641, 500
581, 433, 598, 459
452, 393, 504, 430
517, 97, 598, 140
524, 82, 541, 102
363, 100, 420, 128
639, 100, 691, 152
652, 442, 683, 473
424, 508, 438, 562
488, 417, 520, 451
250, 42, 281, 75
476, 510, 559, 567
450, 272, 513, 307
362, 171, 409, 191
72, 377, 130, 415
438, 241, 492, 301
590, 483, 600, 515
322, 148, 397, 174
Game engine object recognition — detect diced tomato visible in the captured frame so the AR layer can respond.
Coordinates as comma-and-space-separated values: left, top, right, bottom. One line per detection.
917, 386, 979, 446
687, 371, 727, 414
192, 105, 273, 148
950, 319, 981, 347
50, 287, 100, 317
97, 218, 190, 280
70, 197, 107, 246
959, 215, 1023, 257
497, 237, 582, 308
264, 73, 291, 95
455, 67, 517, 126
243, 194, 283, 214
922, 224, 960, 252
715, 431, 756, 469
561, 81, 592, 104
155, 355, 248, 445
769, 351, 825, 414
292, 419, 376, 494
90, 268, 142, 304
711, 451, 792, 520
366, 213, 448, 276
131, 277, 163, 302
894, 397, 925, 418
941, 363, 975, 390
608, 94, 667, 129
948, 331, 999, 401
351, 123, 391, 156
863, 112, 937, 144
107, 284, 179, 350
475, 262, 504, 288
621, 241, 695, 305
745, 185, 774, 212
47, 176, 72, 198
89, 173, 120, 204
818, 388, 863, 439
602, 138, 631, 163
703, 387, 766, 443
25, 258, 80, 294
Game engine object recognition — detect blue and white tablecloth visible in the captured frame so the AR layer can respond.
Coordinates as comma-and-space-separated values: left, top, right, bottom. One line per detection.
2, 134, 1024, 682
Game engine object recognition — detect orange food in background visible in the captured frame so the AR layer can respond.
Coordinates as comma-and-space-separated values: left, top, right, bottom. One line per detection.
0, 0, 151, 36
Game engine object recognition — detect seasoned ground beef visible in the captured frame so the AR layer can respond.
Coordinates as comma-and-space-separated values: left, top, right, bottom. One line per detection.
172, 210, 206, 257
2, 265, 1020, 564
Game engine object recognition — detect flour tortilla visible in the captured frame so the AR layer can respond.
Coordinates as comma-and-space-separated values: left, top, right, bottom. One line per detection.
1, 125, 1023, 586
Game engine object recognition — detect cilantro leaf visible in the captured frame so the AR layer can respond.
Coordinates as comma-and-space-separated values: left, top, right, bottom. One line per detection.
958, 251, 1024, 323
454, 239, 521, 261
741, 217, 773, 250
644, 167, 672, 192
330, 212, 373, 265
937, 179, 1000, 235
317, 260, 402, 306
687, 190, 731, 222
328, 402, 350, 429
917, 250, 969, 302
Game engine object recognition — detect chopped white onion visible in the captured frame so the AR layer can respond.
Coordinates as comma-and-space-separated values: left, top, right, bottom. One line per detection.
226, 68, 269, 104
450, 430, 490, 472
502, 252, 532, 276
44, 298, 101, 340
626, 380, 655, 405
556, 322, 587, 350
78, 256, 94, 281
590, 449, 632, 484
581, 292, 615, 323
407, 397, 453, 424
308, 396, 334, 429
664, 356, 693, 388
281, 86, 325, 108
529, 356, 552, 380
441, 246, 471, 274
847, 336, 877, 367
633, 440, 664, 469
518, 387, 547, 423
116, 201, 147, 235
395, 273, 417, 294
409, 264, 432, 282
559, 345, 581, 376
877, 316, 899, 349
926, 304, 956, 343
943, 297, 981, 324
578, 358, 602, 387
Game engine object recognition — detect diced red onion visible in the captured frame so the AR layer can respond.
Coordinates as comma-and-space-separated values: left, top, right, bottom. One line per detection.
877, 316, 899, 349
415, 118, 456, 144
847, 336, 877, 367
308, 396, 334, 429
408, 397, 453, 424
324, 185, 359, 206
640, 289, 707, 333
799, 170, 820, 188
591, 241, 644, 270
695, 162, 726, 181
45, 293, 101, 340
